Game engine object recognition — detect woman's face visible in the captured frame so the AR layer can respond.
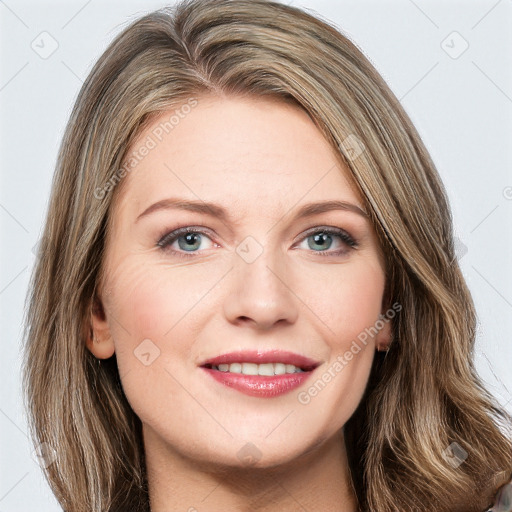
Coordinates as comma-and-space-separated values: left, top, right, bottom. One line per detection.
89, 94, 390, 468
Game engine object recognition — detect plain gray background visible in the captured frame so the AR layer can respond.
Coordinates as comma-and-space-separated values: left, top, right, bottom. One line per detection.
1, 0, 511, 509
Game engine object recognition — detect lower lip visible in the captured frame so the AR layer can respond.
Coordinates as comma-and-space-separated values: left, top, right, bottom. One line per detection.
200, 367, 315, 398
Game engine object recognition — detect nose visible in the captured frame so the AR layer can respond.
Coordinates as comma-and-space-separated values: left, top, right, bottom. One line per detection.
222, 243, 299, 331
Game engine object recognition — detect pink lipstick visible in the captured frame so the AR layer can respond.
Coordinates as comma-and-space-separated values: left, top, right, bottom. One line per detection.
198, 350, 320, 398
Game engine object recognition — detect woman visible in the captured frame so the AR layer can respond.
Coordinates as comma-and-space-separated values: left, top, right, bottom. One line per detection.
22, 0, 512, 511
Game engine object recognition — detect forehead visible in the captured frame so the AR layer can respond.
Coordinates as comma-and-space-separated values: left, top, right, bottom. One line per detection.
112, 94, 363, 222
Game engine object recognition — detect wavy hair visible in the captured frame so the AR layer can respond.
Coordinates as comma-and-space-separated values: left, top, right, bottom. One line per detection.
22, 0, 512, 511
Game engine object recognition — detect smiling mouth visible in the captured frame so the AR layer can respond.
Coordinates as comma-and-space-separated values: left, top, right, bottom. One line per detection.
201, 361, 316, 376
199, 359, 318, 398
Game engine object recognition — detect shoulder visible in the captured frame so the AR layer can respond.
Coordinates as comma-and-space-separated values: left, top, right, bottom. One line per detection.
486, 478, 512, 512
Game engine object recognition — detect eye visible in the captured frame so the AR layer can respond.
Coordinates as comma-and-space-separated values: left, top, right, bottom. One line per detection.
295, 227, 358, 257
157, 226, 216, 258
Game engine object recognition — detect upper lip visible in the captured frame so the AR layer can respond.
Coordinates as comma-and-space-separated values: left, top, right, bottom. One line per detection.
199, 350, 321, 371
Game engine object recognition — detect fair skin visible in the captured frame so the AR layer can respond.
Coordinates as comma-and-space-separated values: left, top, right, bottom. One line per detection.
87, 94, 391, 512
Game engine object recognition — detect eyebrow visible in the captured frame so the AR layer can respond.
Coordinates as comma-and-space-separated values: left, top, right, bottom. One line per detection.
135, 197, 369, 224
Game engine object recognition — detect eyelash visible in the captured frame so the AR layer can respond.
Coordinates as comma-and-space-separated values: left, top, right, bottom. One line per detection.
156, 225, 358, 259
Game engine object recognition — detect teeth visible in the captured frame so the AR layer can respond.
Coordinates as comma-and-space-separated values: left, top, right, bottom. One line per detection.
214, 362, 305, 375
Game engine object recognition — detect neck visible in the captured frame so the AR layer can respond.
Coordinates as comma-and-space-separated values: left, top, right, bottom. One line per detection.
144, 427, 358, 512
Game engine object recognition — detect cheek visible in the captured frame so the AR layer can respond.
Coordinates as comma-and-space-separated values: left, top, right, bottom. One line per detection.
302, 260, 385, 424
299, 257, 386, 343
291, 258, 384, 418
105, 258, 191, 330
101, 261, 183, 418
102, 258, 220, 376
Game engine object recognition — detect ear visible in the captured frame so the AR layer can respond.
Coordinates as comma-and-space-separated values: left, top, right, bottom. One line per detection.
85, 292, 115, 359
375, 314, 392, 351
376, 281, 393, 351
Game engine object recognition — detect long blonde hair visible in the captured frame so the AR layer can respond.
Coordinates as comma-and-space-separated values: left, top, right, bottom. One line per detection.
22, 1, 512, 511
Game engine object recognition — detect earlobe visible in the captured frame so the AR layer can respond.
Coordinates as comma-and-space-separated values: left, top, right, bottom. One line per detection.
86, 331, 115, 359
375, 313, 392, 352
86, 294, 115, 359
377, 285, 393, 351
